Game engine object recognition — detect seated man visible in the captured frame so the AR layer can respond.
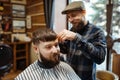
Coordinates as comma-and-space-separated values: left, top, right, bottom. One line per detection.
15, 27, 81, 80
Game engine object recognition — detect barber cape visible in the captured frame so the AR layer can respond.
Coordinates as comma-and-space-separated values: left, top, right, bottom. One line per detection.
15, 60, 81, 80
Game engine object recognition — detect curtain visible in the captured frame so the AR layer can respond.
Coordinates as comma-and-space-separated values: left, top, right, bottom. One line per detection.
43, 0, 54, 29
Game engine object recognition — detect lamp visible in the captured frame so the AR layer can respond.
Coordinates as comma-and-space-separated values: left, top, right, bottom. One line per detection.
0, 2, 4, 11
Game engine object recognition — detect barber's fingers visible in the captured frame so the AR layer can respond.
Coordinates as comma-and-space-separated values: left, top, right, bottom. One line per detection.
57, 29, 67, 37
58, 35, 67, 42
57, 29, 76, 42
57, 29, 67, 42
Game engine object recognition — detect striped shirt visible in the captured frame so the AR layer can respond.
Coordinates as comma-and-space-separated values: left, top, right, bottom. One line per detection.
15, 60, 81, 80
59, 22, 106, 80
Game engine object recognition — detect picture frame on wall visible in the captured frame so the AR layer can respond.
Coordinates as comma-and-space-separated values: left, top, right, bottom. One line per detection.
1, 21, 12, 32
26, 15, 31, 29
11, 0, 26, 4
1, 15, 12, 32
12, 4, 25, 18
12, 18, 26, 32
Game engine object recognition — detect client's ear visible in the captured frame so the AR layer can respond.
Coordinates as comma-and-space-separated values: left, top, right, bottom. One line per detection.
32, 44, 39, 54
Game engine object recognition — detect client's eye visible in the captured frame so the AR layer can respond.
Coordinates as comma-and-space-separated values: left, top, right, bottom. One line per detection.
46, 45, 52, 49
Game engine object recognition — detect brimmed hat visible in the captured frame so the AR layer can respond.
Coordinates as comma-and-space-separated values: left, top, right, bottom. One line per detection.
62, 1, 85, 14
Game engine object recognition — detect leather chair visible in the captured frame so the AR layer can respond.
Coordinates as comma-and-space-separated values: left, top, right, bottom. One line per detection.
0, 44, 13, 80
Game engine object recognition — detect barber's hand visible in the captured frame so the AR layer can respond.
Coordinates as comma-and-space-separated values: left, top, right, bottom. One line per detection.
57, 29, 76, 42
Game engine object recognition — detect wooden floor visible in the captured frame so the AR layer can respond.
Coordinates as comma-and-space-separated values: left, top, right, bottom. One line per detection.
1, 70, 22, 80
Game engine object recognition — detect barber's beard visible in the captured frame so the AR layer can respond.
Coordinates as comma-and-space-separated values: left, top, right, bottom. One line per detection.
39, 52, 60, 68
71, 22, 84, 32
71, 18, 85, 32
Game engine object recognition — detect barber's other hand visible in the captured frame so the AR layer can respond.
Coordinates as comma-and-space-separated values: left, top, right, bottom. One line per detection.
57, 29, 76, 42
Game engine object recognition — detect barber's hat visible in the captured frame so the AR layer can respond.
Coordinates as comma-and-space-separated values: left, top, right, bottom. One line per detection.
62, 1, 85, 14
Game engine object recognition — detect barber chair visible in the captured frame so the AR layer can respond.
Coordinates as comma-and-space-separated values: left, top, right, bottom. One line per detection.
0, 44, 13, 80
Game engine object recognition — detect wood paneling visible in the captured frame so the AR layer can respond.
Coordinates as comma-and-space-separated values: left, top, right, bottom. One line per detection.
31, 14, 45, 23
26, 0, 45, 32
27, 25, 45, 32
27, 0, 43, 6
27, 2, 44, 15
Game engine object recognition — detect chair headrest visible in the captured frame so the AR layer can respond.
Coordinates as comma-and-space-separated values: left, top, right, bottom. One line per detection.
0, 44, 13, 67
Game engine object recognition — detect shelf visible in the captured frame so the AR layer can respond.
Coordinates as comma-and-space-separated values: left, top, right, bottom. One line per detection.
16, 49, 26, 52
27, 2, 43, 8
32, 23, 46, 26
16, 56, 26, 60
0, 32, 12, 34
4, 3, 11, 7
7, 41, 31, 71
28, 13, 44, 16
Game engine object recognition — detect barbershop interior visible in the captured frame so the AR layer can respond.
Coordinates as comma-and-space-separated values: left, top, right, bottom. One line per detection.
0, 0, 120, 80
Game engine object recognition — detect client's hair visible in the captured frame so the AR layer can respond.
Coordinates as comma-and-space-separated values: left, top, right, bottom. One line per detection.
32, 27, 57, 45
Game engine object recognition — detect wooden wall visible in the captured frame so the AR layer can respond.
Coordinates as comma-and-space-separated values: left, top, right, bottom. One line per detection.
26, 0, 46, 63
26, 0, 45, 32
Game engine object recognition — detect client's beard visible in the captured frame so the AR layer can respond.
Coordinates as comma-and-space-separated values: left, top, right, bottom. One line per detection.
40, 53, 60, 68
